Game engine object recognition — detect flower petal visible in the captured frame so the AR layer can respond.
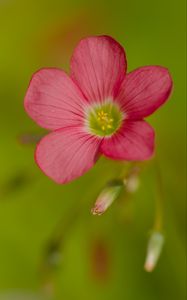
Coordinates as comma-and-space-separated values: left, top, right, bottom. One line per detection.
24, 68, 87, 130
70, 36, 127, 103
116, 66, 173, 119
100, 120, 155, 161
35, 127, 101, 184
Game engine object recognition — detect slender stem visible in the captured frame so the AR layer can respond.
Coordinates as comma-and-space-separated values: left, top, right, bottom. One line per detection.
40, 160, 145, 295
153, 158, 164, 232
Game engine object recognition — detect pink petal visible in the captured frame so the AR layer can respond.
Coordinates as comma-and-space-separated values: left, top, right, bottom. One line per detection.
116, 66, 173, 119
100, 120, 155, 161
35, 126, 101, 184
70, 36, 127, 103
24, 68, 87, 130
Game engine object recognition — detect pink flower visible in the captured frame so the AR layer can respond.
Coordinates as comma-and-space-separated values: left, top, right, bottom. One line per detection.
24, 36, 173, 184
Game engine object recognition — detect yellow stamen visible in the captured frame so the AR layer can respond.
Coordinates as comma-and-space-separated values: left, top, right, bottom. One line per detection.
96, 109, 115, 132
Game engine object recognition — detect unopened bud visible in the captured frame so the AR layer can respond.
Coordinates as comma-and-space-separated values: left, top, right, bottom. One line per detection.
144, 232, 164, 272
124, 174, 140, 193
91, 180, 124, 215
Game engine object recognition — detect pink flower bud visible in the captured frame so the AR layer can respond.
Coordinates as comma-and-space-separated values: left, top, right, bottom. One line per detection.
144, 232, 164, 272
91, 180, 123, 215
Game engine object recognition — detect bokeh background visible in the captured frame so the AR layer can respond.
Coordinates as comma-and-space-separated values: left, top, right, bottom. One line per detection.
0, 0, 186, 299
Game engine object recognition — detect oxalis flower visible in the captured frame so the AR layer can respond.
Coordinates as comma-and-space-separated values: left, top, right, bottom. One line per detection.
24, 36, 173, 184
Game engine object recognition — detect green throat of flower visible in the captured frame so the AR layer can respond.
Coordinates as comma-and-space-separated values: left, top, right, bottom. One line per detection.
86, 101, 123, 137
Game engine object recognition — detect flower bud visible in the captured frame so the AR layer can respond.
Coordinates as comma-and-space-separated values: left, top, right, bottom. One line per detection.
91, 180, 124, 215
144, 232, 164, 272
123, 166, 140, 193
124, 174, 140, 193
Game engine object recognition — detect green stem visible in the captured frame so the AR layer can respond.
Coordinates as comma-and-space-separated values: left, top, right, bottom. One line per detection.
153, 158, 164, 232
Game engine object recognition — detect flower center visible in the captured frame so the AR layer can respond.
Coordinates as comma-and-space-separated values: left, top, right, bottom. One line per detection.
86, 101, 123, 137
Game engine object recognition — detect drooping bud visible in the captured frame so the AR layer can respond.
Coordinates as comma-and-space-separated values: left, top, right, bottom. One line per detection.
91, 180, 124, 215
123, 166, 140, 193
124, 174, 140, 193
144, 231, 164, 272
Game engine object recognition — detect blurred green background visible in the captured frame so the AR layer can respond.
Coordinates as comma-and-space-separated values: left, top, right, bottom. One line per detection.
0, 0, 186, 299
